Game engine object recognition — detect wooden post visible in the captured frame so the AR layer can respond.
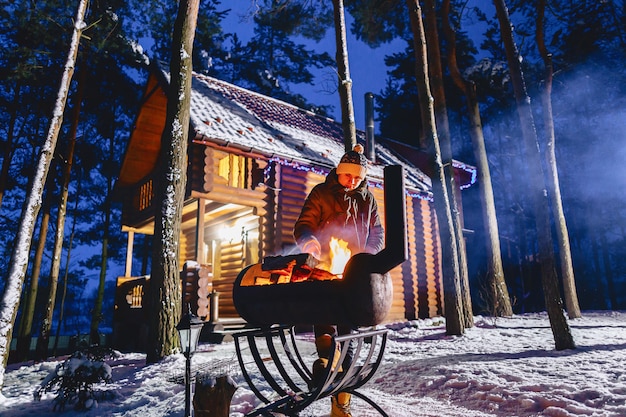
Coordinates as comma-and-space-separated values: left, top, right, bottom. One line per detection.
196, 199, 206, 264
193, 375, 237, 417
125, 230, 134, 277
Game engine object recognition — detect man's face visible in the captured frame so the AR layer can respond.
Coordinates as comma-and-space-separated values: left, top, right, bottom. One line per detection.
337, 173, 364, 191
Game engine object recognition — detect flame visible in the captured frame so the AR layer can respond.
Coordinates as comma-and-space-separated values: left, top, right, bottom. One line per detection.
329, 237, 351, 276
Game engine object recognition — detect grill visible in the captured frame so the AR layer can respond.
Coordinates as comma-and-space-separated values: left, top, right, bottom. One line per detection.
232, 165, 407, 327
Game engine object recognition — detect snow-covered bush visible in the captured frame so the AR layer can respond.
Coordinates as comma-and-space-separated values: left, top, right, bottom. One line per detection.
34, 346, 117, 411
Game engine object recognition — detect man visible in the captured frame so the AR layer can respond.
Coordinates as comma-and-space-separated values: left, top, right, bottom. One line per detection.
294, 144, 384, 417
294, 144, 384, 263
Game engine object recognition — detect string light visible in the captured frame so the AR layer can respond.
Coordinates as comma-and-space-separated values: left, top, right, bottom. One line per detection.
263, 156, 434, 202
453, 161, 477, 190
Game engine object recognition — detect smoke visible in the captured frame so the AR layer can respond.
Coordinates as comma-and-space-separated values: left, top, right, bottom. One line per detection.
550, 62, 626, 235
461, 55, 626, 311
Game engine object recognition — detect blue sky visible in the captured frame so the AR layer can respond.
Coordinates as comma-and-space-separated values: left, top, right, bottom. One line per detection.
223, 1, 491, 133
223, 2, 406, 133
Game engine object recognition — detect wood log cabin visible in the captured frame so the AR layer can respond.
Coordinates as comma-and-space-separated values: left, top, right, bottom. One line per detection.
113, 63, 475, 348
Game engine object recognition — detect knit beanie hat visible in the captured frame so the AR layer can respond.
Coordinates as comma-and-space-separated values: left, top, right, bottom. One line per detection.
336, 144, 368, 178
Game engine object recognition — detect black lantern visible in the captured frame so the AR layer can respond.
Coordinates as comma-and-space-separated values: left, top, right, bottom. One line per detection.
177, 313, 204, 355
177, 312, 204, 417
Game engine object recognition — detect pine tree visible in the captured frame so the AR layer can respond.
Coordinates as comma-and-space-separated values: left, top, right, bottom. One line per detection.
493, 0, 575, 350
535, 0, 581, 319
332, 0, 357, 151
223, 1, 335, 115
405, 0, 464, 336
442, 0, 512, 317
145, 0, 200, 363
422, 0, 473, 327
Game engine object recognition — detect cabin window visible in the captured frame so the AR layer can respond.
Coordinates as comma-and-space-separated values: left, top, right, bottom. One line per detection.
125, 284, 144, 308
135, 179, 153, 211
214, 150, 245, 188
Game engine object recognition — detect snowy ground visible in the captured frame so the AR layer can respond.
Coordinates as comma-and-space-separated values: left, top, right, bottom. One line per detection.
1, 311, 625, 416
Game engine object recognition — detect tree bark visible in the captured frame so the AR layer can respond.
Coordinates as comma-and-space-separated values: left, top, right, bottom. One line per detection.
332, 0, 357, 152
90, 140, 112, 345
493, 0, 574, 350
590, 236, 606, 309
442, 0, 512, 317
599, 232, 617, 309
423, 0, 473, 327
536, 0, 581, 319
15, 190, 52, 362
146, 0, 200, 363
53, 179, 80, 356
193, 375, 238, 417
406, 0, 464, 336
0, 0, 87, 389
36, 63, 84, 360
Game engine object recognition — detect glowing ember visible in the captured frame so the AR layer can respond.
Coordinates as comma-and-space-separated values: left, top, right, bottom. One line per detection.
329, 237, 351, 276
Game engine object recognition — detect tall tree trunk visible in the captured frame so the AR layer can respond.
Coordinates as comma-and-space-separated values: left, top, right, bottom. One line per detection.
599, 231, 616, 309
423, 0, 473, 327
332, 0, 357, 152
590, 236, 607, 309
15, 189, 53, 362
406, 0, 464, 336
442, 0, 512, 317
146, 0, 200, 364
493, 0, 574, 350
0, 0, 87, 389
536, 0, 581, 319
36, 63, 84, 360
53, 178, 80, 356
90, 128, 114, 345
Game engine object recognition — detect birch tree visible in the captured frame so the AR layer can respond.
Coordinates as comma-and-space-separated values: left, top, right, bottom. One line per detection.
145, 0, 200, 363
0, 0, 88, 390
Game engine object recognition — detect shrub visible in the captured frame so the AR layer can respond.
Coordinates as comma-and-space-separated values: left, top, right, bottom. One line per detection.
34, 346, 117, 411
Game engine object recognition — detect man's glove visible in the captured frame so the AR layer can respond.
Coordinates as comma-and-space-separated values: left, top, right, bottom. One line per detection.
300, 236, 321, 259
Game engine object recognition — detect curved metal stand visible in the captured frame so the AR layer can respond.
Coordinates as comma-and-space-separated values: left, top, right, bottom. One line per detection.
233, 325, 389, 417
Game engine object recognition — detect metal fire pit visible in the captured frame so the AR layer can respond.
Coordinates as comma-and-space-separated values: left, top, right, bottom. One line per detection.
232, 165, 408, 328
233, 253, 393, 327
234, 325, 389, 417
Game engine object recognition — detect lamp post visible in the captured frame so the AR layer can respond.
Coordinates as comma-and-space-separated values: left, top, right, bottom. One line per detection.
177, 311, 204, 417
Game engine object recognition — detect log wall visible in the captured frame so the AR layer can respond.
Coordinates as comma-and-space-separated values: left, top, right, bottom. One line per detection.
276, 165, 322, 252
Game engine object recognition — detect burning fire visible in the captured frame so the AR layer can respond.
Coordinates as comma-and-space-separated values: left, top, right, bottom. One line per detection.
329, 237, 351, 276
253, 237, 352, 285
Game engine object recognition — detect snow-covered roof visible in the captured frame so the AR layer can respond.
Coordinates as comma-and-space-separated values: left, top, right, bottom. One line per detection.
186, 72, 432, 192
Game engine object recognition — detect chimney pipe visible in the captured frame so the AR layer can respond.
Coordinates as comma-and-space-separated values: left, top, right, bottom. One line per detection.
365, 92, 376, 162
371, 164, 408, 273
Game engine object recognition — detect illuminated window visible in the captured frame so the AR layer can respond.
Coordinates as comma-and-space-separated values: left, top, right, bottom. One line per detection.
215, 150, 245, 188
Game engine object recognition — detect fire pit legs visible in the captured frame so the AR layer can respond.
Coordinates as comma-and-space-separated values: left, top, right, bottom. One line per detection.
233, 325, 389, 417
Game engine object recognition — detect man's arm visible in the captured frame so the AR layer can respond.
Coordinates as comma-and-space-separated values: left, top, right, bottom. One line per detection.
365, 196, 385, 254
294, 187, 324, 257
